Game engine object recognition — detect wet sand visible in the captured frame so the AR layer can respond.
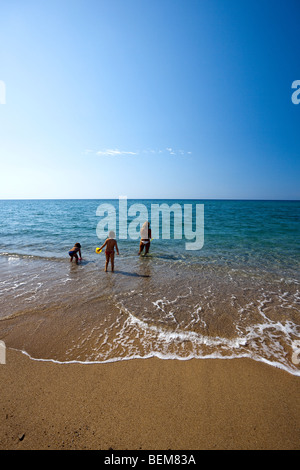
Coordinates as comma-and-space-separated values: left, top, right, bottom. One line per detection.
0, 349, 299, 450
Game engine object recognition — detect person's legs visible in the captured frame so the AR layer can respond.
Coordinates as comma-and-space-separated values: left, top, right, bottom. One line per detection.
105, 253, 110, 272
138, 241, 144, 255
144, 242, 150, 255
111, 253, 115, 272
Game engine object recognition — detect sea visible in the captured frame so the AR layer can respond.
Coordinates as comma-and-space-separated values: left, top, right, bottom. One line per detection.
0, 199, 299, 376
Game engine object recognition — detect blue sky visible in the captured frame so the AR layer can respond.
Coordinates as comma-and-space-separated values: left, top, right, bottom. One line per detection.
0, 0, 299, 199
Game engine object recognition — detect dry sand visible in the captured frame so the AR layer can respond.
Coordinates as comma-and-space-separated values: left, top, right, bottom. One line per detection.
0, 348, 299, 450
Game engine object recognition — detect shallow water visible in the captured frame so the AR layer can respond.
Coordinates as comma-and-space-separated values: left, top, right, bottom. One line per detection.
0, 199, 299, 375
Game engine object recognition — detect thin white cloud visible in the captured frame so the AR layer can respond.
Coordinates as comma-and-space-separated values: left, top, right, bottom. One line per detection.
166, 147, 176, 155
96, 149, 138, 157
88, 147, 192, 158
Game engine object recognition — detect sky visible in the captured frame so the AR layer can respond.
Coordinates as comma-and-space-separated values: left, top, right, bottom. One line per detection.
0, 0, 299, 199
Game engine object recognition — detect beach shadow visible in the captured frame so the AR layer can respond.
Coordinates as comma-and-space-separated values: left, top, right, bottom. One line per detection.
78, 260, 96, 266
151, 254, 182, 261
114, 270, 151, 278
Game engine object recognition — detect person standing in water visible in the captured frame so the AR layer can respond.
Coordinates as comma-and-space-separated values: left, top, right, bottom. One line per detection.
99, 231, 119, 272
138, 221, 151, 256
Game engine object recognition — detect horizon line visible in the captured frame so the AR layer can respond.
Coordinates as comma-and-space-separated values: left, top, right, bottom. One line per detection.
0, 198, 299, 202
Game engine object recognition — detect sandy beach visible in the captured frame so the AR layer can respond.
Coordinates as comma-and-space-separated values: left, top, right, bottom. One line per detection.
0, 348, 299, 450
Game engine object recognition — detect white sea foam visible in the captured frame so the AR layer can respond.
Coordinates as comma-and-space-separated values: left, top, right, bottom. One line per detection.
10, 346, 300, 377
44, 294, 299, 376
1, 247, 299, 376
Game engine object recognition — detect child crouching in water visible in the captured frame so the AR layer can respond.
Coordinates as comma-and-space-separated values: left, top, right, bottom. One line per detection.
99, 231, 119, 272
68, 243, 82, 264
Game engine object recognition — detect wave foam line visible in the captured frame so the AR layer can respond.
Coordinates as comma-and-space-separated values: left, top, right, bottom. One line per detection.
8, 347, 300, 377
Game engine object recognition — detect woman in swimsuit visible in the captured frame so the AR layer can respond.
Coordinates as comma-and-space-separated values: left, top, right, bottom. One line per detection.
99, 231, 119, 272
138, 221, 151, 256
68, 243, 82, 264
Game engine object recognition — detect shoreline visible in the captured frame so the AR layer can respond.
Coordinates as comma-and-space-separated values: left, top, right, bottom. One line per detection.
0, 348, 299, 450
9, 347, 300, 378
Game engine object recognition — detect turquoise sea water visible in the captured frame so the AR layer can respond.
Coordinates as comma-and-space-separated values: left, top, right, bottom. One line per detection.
0, 199, 299, 375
